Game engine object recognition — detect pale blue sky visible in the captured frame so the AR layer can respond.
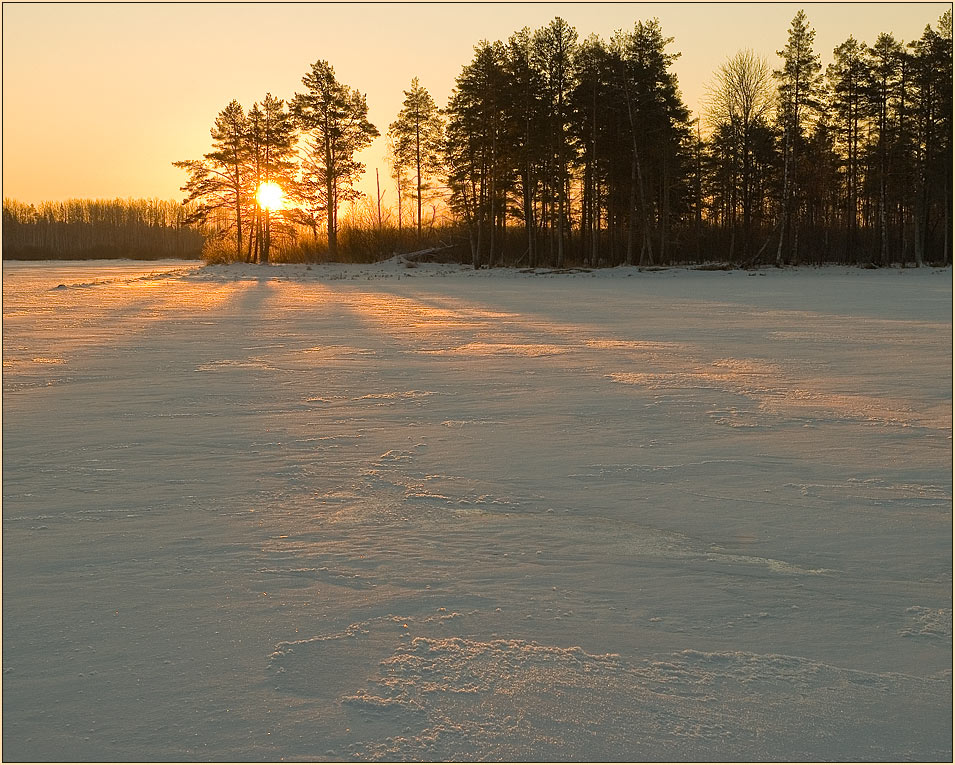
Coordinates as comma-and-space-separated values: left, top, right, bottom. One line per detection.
3, 2, 949, 205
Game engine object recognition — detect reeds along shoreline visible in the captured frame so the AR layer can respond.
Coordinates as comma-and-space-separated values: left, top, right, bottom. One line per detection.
4, 197, 951, 269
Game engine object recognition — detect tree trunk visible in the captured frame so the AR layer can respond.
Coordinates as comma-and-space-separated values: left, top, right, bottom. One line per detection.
376, 169, 383, 231
488, 132, 497, 268
626, 154, 636, 266
776, 126, 791, 267
635, 149, 653, 267
247, 207, 256, 263
944, 191, 951, 264
660, 151, 669, 264
397, 175, 403, 233
621, 71, 653, 267
742, 124, 751, 261
879, 174, 888, 266
522, 169, 536, 268
235, 199, 243, 262
592, 178, 600, 267
415, 115, 422, 241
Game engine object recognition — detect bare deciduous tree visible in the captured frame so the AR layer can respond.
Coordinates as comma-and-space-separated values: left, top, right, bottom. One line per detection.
705, 49, 775, 260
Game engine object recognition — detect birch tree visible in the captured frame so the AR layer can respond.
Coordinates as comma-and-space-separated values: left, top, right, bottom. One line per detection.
705, 49, 775, 261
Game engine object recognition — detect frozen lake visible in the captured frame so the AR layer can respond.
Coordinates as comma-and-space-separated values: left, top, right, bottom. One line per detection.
3, 259, 952, 761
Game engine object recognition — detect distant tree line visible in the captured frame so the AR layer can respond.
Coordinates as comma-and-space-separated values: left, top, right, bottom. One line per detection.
2, 198, 204, 260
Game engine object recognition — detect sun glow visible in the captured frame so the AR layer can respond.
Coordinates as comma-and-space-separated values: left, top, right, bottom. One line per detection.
256, 181, 285, 211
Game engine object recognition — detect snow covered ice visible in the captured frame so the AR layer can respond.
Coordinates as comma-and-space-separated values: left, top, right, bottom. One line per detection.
2, 258, 952, 761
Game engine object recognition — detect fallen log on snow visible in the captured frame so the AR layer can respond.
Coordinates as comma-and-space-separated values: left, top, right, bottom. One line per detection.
398, 244, 457, 262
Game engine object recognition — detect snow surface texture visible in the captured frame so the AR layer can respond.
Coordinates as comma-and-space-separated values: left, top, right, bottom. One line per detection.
3, 258, 952, 761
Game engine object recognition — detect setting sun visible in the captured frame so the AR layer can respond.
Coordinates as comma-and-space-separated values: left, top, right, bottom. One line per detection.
255, 181, 284, 211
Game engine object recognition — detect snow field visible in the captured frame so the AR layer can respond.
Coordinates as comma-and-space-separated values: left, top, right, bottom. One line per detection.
2, 259, 951, 760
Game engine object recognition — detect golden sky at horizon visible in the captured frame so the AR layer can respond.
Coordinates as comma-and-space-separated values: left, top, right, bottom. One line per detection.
2, 2, 949, 207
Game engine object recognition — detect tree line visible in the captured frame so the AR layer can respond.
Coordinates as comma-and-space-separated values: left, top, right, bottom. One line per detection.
2, 198, 204, 260
440, 10, 952, 268
5, 10, 950, 267
177, 9, 950, 268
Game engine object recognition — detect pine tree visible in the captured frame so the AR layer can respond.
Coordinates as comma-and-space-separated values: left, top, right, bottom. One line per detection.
827, 36, 872, 262
867, 33, 904, 265
909, 11, 953, 264
503, 27, 547, 266
292, 60, 379, 259
245, 102, 265, 262
532, 17, 578, 267
388, 78, 445, 240
614, 19, 691, 266
773, 10, 822, 265
256, 94, 297, 263
800, 108, 842, 263
570, 34, 618, 265
173, 100, 250, 261
445, 40, 508, 268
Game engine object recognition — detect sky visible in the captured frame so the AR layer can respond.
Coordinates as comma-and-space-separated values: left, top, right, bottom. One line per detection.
2, 2, 949, 207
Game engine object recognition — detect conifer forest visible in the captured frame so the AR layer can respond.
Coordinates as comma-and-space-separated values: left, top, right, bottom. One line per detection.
4, 10, 952, 267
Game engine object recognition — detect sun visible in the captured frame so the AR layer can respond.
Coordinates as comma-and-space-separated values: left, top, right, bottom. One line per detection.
255, 181, 285, 211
